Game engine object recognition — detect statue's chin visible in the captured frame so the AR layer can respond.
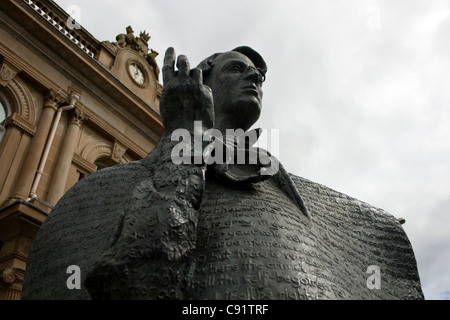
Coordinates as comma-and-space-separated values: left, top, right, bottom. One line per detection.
238, 105, 262, 132
214, 98, 261, 132
240, 109, 261, 132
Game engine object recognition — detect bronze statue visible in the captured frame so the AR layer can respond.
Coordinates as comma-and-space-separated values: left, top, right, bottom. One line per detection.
23, 47, 423, 300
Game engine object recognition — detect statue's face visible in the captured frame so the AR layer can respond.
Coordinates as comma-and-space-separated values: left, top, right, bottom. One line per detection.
205, 51, 264, 132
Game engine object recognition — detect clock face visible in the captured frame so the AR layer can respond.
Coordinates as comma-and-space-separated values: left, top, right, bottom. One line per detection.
128, 62, 145, 85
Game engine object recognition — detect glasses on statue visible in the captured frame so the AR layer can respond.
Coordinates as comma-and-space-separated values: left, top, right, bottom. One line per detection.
251, 66, 266, 83
217, 62, 267, 83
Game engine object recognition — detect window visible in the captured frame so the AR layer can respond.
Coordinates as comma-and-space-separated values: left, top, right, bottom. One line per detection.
94, 160, 108, 171
94, 157, 116, 171
77, 171, 86, 181
0, 94, 10, 142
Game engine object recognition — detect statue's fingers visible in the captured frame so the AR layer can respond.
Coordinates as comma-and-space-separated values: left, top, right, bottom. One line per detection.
176, 55, 190, 77
162, 47, 176, 82
190, 68, 203, 84
196, 98, 214, 129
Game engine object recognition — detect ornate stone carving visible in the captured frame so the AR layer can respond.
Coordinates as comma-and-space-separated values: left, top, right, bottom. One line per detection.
4, 113, 36, 136
107, 26, 160, 80
43, 89, 63, 111
115, 26, 150, 56
81, 139, 113, 163
0, 60, 20, 87
69, 107, 88, 127
0, 268, 21, 300
2, 268, 16, 284
111, 140, 127, 163
5, 78, 36, 125
72, 153, 97, 174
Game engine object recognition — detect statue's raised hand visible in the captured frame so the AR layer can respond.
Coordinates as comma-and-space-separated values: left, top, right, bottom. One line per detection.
160, 47, 214, 134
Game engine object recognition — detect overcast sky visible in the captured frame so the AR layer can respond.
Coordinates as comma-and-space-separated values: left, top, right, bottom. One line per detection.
54, 0, 450, 300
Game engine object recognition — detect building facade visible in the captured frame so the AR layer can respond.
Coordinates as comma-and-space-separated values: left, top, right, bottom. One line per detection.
0, 0, 163, 299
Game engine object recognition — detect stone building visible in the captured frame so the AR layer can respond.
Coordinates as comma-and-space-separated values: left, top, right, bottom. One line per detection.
0, 0, 163, 299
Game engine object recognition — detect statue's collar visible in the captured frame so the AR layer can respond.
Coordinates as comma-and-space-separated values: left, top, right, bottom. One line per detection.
206, 127, 276, 184
142, 128, 310, 220
207, 128, 310, 220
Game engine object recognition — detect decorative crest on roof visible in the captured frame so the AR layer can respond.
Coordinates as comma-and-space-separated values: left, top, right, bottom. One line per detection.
106, 26, 159, 80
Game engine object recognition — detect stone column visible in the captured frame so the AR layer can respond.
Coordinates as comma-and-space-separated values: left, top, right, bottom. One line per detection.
0, 268, 22, 300
9, 91, 59, 201
46, 107, 88, 206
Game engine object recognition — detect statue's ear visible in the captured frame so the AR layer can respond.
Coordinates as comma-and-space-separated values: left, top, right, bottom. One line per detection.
197, 53, 222, 80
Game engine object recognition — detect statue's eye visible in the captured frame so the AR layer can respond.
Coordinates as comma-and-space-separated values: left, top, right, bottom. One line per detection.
229, 65, 242, 73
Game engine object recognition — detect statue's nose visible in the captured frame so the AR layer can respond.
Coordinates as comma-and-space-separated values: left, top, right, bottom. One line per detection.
244, 66, 265, 83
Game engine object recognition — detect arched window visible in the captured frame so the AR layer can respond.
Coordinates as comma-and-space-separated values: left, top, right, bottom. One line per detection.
94, 157, 116, 171
0, 93, 11, 143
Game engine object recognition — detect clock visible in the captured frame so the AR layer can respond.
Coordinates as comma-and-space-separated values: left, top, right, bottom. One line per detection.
128, 62, 146, 85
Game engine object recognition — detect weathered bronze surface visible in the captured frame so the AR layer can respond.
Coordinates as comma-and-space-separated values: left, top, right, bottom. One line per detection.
22, 47, 423, 300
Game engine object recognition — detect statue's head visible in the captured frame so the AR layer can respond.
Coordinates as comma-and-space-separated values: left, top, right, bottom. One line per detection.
197, 46, 267, 132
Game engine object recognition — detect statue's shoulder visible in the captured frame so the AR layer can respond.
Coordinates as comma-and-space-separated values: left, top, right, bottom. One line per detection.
55, 159, 154, 209
44, 159, 154, 242
23, 159, 152, 300
289, 173, 398, 224
66, 159, 147, 194
288, 173, 423, 299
